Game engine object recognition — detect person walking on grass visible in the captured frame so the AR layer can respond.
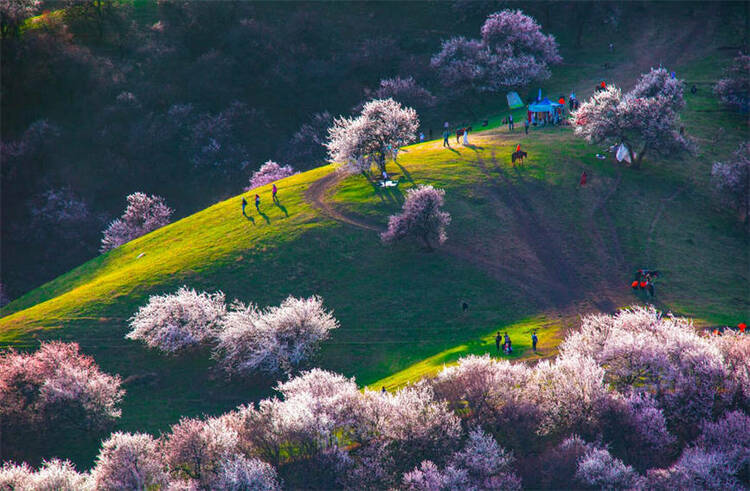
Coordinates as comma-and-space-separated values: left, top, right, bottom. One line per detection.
443, 129, 450, 147
463, 127, 469, 145
255, 194, 260, 211
495, 332, 501, 353
524, 118, 529, 135
272, 183, 278, 202
241, 197, 247, 215
508, 114, 514, 132
532, 332, 538, 352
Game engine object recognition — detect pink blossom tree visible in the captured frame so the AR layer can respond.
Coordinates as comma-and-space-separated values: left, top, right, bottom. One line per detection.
573, 74, 694, 169
647, 447, 742, 489
431, 10, 560, 96
100, 192, 173, 252
402, 460, 469, 490
714, 53, 750, 112
325, 98, 419, 174
0, 341, 124, 431
126, 287, 227, 353
246, 160, 297, 191
381, 185, 451, 250
575, 446, 646, 489
711, 142, 750, 224
91, 432, 168, 490
212, 455, 281, 491
214, 295, 339, 376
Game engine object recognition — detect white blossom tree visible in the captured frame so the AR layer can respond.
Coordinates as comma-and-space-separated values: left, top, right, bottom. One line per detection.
381, 185, 451, 250
126, 287, 227, 353
575, 446, 646, 489
325, 98, 418, 174
91, 432, 168, 490
711, 142, 750, 224
573, 70, 694, 169
212, 455, 281, 491
0, 459, 90, 490
100, 192, 173, 252
214, 295, 339, 376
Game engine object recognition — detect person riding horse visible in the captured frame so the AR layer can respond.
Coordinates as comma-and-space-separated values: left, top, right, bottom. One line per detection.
511, 143, 527, 164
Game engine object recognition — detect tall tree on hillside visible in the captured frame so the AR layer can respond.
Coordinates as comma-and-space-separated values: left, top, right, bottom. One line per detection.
714, 52, 750, 112
431, 10, 560, 97
711, 142, 750, 224
0, 0, 40, 39
325, 98, 419, 175
573, 70, 694, 169
381, 185, 451, 250
100, 192, 173, 252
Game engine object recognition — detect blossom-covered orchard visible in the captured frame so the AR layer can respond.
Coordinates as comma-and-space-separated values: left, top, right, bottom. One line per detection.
3, 307, 747, 489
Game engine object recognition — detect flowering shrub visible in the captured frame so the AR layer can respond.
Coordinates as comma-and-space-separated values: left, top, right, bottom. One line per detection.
714, 53, 750, 112
711, 142, 750, 222
325, 98, 418, 174
0, 341, 123, 430
246, 160, 297, 191
381, 185, 451, 249
100, 192, 173, 252
0, 459, 89, 490
214, 295, 339, 376
126, 287, 227, 353
575, 446, 646, 489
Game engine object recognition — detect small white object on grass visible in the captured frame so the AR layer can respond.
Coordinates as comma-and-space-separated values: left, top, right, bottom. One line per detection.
137, 252, 145, 259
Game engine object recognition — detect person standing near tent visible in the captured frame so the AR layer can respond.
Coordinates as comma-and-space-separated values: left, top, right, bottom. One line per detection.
524, 118, 530, 134
508, 114, 514, 132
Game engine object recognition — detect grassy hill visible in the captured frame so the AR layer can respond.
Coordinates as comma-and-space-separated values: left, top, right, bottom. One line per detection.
2, 12, 748, 468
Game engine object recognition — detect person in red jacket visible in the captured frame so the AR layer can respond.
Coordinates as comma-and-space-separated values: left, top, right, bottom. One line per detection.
580, 171, 588, 186
739, 322, 747, 334
516, 143, 521, 153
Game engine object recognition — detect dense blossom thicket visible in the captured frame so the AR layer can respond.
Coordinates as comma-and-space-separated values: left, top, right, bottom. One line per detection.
712, 142, 750, 223
215, 295, 339, 376
126, 289, 339, 376
4, 306, 749, 488
573, 68, 694, 168
326, 98, 419, 174
0, 0, 40, 39
100, 192, 173, 252
246, 160, 298, 191
363, 77, 437, 116
431, 10, 560, 96
714, 53, 750, 112
0, 342, 124, 431
126, 287, 227, 353
382, 185, 451, 249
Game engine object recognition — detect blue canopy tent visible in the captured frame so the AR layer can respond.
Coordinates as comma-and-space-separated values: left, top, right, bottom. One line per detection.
527, 97, 564, 124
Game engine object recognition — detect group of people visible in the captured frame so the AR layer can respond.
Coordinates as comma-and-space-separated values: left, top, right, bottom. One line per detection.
241, 183, 279, 216
442, 121, 471, 147
631, 269, 660, 298
494, 331, 539, 355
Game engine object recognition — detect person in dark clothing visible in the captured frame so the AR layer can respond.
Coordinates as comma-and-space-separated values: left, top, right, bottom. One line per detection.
255, 194, 260, 211
524, 119, 530, 134
495, 332, 502, 353
690, 84, 697, 94
443, 130, 450, 147
462, 302, 469, 312
381, 386, 387, 394
241, 197, 247, 215
508, 114, 514, 132
532, 332, 538, 352
429, 128, 433, 140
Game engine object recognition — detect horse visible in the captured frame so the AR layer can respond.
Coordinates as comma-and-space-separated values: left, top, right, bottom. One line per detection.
511, 150, 528, 165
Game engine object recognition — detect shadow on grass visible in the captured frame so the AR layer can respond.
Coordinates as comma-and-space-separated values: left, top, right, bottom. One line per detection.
464, 143, 485, 151
242, 211, 255, 225
257, 209, 270, 224
274, 199, 289, 217
395, 162, 414, 184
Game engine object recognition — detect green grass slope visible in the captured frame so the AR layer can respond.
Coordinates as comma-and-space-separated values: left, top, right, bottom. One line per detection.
2, 20, 749, 466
